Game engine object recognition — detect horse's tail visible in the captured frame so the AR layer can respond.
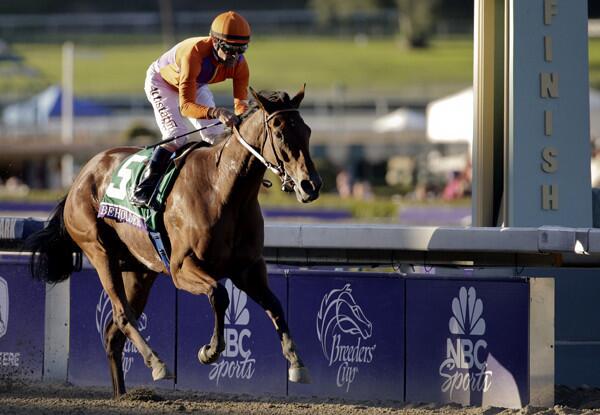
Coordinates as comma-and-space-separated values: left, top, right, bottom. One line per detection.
24, 196, 80, 283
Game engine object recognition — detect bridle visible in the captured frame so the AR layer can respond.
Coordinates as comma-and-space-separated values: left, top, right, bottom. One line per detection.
233, 108, 299, 192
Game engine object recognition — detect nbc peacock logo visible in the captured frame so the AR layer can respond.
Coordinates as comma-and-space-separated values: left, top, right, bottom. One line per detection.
208, 279, 255, 385
316, 284, 377, 392
224, 279, 249, 326
95, 290, 150, 379
439, 286, 493, 399
449, 286, 486, 336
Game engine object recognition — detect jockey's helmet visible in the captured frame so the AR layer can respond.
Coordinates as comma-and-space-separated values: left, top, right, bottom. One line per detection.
210, 11, 251, 46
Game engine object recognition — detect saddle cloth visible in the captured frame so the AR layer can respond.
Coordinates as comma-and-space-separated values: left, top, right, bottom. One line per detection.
98, 141, 204, 231
98, 147, 178, 231
97, 143, 206, 272
98, 141, 209, 273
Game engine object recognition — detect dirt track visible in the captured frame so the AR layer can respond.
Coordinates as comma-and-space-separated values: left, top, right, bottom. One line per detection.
1, 383, 600, 415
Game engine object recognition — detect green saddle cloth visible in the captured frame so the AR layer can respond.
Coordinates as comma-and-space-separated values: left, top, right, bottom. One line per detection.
97, 148, 178, 231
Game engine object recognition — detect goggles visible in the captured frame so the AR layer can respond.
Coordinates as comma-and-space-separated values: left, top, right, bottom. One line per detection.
215, 39, 248, 56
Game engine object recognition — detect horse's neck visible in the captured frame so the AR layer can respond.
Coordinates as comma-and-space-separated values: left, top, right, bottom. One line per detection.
213, 112, 267, 203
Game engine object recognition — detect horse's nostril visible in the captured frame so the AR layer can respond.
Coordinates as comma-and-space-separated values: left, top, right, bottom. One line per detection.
300, 180, 317, 195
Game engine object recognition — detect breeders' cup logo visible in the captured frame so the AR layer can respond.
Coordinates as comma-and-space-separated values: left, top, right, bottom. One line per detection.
96, 290, 150, 379
209, 279, 255, 385
316, 284, 376, 392
440, 287, 493, 399
0, 276, 8, 338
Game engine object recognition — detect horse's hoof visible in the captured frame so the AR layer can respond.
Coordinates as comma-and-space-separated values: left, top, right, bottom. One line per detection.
152, 363, 172, 381
198, 345, 220, 365
288, 366, 311, 384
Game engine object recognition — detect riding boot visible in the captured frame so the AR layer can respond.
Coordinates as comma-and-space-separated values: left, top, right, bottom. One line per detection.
130, 146, 173, 208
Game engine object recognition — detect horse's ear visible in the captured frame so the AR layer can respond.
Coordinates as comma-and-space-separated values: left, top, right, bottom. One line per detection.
290, 84, 306, 109
250, 86, 269, 112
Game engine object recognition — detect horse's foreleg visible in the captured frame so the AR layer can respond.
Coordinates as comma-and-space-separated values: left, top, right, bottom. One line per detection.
173, 256, 229, 365
198, 283, 229, 364
232, 259, 310, 384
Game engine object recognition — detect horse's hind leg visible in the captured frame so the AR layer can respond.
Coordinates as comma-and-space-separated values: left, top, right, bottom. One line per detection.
104, 321, 126, 397
104, 270, 158, 398
232, 259, 310, 383
82, 241, 170, 382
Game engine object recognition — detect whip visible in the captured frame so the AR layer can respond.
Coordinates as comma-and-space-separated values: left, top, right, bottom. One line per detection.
144, 120, 223, 149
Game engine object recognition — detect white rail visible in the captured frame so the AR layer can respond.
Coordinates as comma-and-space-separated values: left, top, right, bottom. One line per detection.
3, 217, 599, 267
264, 223, 598, 266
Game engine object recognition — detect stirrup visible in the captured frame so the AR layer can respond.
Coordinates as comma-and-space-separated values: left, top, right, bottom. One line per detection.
130, 176, 158, 207
130, 187, 153, 207
129, 147, 172, 208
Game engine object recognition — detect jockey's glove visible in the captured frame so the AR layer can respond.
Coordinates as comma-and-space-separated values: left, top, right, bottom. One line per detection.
208, 107, 239, 128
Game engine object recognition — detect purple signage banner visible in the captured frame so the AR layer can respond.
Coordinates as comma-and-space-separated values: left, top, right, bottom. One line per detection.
176, 272, 287, 395
287, 270, 404, 401
0, 256, 45, 380
405, 277, 529, 408
69, 269, 176, 389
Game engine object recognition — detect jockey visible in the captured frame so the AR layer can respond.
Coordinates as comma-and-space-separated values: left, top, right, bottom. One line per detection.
131, 10, 251, 208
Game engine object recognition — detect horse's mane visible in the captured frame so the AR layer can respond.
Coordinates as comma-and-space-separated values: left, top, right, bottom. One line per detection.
256, 90, 292, 105
208, 90, 292, 147
241, 90, 294, 119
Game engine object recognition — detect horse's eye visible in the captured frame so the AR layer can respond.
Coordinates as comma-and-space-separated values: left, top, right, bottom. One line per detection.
272, 119, 282, 128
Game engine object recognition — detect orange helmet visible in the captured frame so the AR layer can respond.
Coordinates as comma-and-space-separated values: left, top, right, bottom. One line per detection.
210, 11, 251, 45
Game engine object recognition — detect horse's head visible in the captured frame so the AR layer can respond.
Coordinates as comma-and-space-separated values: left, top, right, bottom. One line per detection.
250, 86, 322, 203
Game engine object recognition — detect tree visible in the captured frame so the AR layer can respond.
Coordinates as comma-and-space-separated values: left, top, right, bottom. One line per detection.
396, 0, 439, 48
309, 0, 380, 26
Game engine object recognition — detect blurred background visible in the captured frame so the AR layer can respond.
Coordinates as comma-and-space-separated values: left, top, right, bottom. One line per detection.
1, 1, 599, 224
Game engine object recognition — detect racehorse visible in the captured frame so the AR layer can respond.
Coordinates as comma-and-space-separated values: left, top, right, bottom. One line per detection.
25, 87, 321, 398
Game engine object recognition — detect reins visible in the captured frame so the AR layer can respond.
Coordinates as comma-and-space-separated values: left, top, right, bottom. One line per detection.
144, 121, 223, 150
144, 107, 255, 150
144, 105, 299, 192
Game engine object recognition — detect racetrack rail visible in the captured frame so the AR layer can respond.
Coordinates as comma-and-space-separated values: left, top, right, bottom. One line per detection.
2, 217, 599, 267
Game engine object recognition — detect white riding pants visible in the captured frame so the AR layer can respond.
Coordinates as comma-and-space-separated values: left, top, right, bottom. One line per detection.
144, 62, 224, 151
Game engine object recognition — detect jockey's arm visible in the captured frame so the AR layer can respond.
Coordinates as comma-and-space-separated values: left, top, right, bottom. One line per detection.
178, 46, 211, 119
177, 47, 250, 119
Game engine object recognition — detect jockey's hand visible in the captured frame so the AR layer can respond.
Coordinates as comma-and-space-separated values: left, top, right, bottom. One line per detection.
209, 107, 239, 128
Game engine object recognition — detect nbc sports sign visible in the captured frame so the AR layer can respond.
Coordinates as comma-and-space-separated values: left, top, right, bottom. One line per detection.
176, 272, 288, 395
405, 277, 529, 408
209, 279, 256, 385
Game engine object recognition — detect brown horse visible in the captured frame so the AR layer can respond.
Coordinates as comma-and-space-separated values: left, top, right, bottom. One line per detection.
25, 87, 321, 398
